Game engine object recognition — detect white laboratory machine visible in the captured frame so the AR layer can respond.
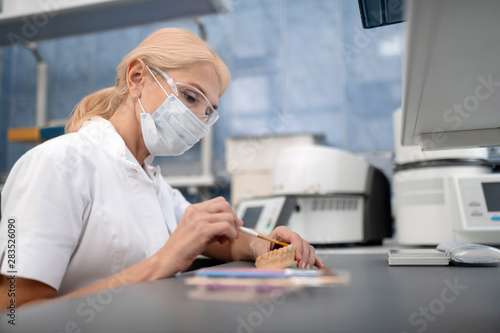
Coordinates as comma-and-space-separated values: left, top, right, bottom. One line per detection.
236, 146, 392, 246
396, 0, 500, 245
393, 109, 500, 245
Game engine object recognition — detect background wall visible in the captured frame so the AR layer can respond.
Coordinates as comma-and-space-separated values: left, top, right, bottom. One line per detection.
0, 0, 404, 189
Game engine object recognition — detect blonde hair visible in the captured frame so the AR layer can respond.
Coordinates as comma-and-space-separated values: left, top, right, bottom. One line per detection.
66, 28, 231, 133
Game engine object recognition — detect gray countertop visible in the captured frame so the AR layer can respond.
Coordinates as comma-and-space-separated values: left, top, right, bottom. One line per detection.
2, 253, 500, 333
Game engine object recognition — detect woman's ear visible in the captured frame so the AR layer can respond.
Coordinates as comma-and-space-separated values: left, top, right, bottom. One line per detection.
126, 59, 147, 99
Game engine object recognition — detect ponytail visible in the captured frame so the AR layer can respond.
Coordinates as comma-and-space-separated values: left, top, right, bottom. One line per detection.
65, 87, 121, 133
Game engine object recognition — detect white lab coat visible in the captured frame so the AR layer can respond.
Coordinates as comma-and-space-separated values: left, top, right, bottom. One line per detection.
0, 117, 190, 295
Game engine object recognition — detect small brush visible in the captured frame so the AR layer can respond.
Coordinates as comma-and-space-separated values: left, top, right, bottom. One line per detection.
239, 226, 289, 247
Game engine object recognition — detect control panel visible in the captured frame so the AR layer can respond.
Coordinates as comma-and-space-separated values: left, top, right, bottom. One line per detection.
456, 175, 500, 229
235, 196, 295, 235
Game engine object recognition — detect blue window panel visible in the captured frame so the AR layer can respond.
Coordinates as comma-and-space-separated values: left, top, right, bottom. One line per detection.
9, 96, 36, 128
347, 111, 394, 152
52, 34, 93, 94
345, 57, 401, 151
10, 46, 38, 96
345, 57, 402, 119
203, 14, 231, 64
1, 47, 13, 96
286, 0, 340, 66
0, 97, 10, 171
48, 90, 89, 121
94, 27, 139, 89
285, 64, 343, 113
233, 0, 282, 71
212, 92, 232, 160
230, 113, 273, 137
285, 64, 345, 147
230, 71, 283, 117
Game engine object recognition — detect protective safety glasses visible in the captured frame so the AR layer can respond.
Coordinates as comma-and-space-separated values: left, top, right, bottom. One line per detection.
147, 66, 219, 127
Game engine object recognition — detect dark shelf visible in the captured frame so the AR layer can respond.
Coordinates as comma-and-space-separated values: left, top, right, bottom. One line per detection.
0, 0, 228, 46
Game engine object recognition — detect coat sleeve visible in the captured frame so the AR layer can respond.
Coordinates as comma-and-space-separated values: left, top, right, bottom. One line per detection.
0, 140, 88, 291
171, 187, 191, 224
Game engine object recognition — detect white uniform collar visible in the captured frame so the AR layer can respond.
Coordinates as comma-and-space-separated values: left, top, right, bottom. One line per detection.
79, 117, 157, 179
144, 154, 154, 166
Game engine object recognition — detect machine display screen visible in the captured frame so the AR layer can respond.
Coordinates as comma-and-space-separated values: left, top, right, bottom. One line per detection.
482, 182, 500, 212
241, 206, 264, 229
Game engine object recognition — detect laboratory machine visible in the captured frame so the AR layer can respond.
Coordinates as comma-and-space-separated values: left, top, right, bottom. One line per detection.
393, 109, 500, 245
396, 0, 500, 245
236, 146, 392, 246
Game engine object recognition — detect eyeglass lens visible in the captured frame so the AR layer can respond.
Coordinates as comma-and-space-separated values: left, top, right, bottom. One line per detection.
176, 84, 214, 124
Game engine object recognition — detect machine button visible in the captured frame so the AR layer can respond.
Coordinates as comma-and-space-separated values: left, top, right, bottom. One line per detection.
471, 211, 483, 217
491, 216, 500, 222
468, 201, 481, 207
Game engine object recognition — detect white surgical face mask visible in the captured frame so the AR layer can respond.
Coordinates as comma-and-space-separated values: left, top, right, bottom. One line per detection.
139, 76, 210, 157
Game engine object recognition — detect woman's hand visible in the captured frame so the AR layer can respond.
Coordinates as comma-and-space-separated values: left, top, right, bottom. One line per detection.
250, 226, 325, 269
152, 196, 243, 276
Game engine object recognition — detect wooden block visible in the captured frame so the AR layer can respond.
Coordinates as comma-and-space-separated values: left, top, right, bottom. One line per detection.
255, 245, 298, 269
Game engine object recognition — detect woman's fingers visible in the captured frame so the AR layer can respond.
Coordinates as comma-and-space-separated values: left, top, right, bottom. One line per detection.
267, 226, 323, 269
306, 245, 316, 269
187, 212, 239, 244
197, 196, 232, 214
315, 255, 325, 269
157, 196, 247, 276
298, 242, 312, 269
195, 197, 243, 228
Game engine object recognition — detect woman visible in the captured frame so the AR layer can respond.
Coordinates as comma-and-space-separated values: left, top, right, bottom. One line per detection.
0, 28, 323, 307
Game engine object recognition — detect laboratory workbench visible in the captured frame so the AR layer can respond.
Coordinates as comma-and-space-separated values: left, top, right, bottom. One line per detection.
2, 251, 500, 333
